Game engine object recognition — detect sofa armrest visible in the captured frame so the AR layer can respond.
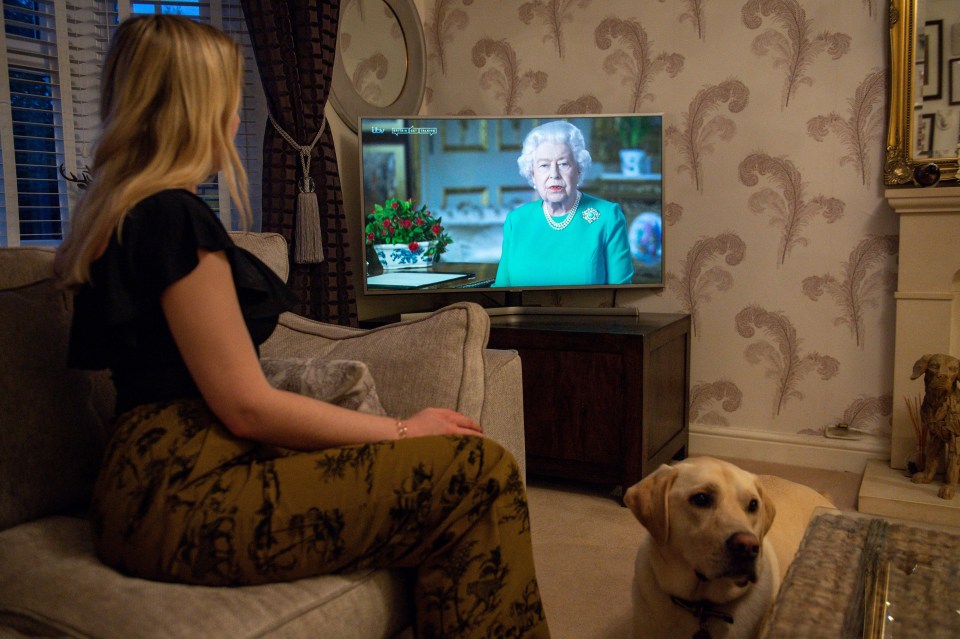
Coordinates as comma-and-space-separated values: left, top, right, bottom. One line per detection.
260, 302, 526, 478
480, 349, 526, 480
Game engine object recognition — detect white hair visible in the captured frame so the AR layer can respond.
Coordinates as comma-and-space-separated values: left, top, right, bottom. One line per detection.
516, 120, 592, 187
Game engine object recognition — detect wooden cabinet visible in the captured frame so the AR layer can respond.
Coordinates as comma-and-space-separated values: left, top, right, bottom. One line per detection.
485, 312, 690, 494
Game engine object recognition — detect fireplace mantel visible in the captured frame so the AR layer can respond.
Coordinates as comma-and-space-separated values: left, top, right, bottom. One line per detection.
858, 187, 960, 527
885, 186, 960, 468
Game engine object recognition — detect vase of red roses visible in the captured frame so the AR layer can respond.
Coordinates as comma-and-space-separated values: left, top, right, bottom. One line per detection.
365, 198, 452, 269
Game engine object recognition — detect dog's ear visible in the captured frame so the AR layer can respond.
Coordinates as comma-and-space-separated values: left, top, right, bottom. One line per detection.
911, 354, 934, 380
624, 464, 678, 546
755, 482, 776, 539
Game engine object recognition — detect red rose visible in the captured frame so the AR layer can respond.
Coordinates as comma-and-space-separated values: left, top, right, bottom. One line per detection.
366, 232, 375, 243
414, 218, 425, 226
408, 241, 420, 252
402, 219, 413, 229
382, 219, 392, 228
391, 201, 399, 209
432, 224, 442, 235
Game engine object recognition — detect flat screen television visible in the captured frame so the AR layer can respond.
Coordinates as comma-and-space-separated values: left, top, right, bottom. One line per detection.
358, 114, 664, 307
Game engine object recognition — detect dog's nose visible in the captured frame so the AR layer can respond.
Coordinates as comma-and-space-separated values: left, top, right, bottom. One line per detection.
726, 532, 760, 559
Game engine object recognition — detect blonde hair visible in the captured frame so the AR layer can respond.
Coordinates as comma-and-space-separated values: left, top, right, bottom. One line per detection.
56, 14, 250, 287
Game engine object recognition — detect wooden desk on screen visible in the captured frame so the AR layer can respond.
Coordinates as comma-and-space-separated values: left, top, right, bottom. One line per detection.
365, 262, 498, 290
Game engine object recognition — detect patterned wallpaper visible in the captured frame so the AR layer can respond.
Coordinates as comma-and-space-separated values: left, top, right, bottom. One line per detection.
411, 0, 897, 449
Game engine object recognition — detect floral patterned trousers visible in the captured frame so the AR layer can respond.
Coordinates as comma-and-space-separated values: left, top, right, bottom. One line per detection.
91, 399, 550, 639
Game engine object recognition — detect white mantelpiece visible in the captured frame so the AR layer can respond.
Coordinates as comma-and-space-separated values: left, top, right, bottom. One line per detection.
860, 186, 960, 527
885, 186, 960, 468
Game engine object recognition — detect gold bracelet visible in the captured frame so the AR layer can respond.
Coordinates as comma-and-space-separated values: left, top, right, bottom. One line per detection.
395, 420, 408, 439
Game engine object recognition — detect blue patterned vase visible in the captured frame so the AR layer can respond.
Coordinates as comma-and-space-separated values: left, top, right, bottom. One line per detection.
373, 241, 437, 269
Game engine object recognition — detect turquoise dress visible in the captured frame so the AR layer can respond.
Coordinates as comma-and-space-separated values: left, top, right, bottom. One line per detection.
493, 192, 634, 287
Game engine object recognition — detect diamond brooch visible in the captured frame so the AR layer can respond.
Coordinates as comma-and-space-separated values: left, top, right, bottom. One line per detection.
582, 208, 600, 224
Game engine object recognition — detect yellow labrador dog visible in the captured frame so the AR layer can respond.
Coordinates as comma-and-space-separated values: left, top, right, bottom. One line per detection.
624, 456, 834, 639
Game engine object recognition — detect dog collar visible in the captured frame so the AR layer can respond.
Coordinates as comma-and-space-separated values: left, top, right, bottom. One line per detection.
669, 595, 734, 639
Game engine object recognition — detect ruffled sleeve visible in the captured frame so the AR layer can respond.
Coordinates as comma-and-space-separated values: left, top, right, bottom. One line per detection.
121, 189, 235, 296
68, 189, 298, 370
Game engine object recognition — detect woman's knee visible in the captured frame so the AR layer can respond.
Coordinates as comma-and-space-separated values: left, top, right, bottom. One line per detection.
450, 435, 519, 475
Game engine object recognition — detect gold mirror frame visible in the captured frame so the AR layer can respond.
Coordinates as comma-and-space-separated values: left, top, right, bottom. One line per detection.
886, 0, 959, 184
329, 0, 426, 133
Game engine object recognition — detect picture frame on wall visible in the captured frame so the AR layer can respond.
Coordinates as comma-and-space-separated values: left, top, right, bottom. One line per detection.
950, 58, 960, 104
916, 61, 927, 107
497, 118, 538, 152
362, 144, 408, 207
443, 120, 488, 152
923, 20, 943, 100
920, 113, 935, 156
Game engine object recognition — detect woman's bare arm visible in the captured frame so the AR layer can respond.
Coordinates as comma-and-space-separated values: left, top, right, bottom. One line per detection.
161, 250, 482, 449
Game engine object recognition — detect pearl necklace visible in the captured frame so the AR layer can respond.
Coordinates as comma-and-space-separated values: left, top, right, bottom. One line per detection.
543, 191, 582, 231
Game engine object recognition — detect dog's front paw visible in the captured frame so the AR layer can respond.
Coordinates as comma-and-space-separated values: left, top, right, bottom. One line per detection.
911, 472, 933, 484
938, 485, 956, 499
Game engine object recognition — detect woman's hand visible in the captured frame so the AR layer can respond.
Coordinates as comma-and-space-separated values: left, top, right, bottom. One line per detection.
402, 408, 483, 438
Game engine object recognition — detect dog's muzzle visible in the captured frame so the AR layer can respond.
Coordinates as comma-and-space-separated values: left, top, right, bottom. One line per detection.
724, 532, 760, 583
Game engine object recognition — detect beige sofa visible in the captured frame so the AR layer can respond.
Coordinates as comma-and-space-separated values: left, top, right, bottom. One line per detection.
0, 232, 526, 639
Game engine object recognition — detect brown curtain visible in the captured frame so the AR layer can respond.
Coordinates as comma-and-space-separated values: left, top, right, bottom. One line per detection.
240, 0, 358, 326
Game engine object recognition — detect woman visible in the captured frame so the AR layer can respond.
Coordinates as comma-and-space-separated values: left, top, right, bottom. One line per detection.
56, 15, 549, 639
493, 120, 634, 287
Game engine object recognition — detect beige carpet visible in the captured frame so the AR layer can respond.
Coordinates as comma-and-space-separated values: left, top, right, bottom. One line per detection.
525, 458, 862, 639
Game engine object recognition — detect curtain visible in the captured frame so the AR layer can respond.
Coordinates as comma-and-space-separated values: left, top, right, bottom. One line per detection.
240, 0, 358, 326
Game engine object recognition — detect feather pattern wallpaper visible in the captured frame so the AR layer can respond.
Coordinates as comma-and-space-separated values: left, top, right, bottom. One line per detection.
413, 0, 894, 453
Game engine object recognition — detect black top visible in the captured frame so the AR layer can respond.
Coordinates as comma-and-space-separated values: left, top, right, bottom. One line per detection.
68, 189, 298, 415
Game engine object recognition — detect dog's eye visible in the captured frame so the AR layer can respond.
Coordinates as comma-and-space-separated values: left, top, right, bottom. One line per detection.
747, 499, 759, 513
689, 493, 713, 508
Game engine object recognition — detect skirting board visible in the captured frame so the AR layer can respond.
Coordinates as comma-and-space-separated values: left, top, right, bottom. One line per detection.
689, 425, 889, 474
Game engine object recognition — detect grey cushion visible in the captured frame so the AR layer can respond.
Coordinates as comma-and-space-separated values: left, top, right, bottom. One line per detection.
0, 517, 412, 639
261, 357, 387, 415
262, 302, 490, 422
0, 279, 112, 531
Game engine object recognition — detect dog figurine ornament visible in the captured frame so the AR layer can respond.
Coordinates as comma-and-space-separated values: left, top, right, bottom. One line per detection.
910, 353, 960, 499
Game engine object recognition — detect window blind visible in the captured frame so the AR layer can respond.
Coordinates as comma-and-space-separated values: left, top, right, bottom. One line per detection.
0, 0, 266, 246
1, 0, 71, 245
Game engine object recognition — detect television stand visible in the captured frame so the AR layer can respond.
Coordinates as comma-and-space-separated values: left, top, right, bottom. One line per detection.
399, 305, 641, 322
485, 312, 690, 495
503, 290, 524, 307
369, 309, 692, 496
486, 305, 640, 317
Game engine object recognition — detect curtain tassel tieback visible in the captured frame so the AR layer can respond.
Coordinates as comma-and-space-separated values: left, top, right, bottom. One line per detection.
268, 113, 327, 264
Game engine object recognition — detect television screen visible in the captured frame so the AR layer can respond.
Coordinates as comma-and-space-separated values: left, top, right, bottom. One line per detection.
358, 114, 664, 296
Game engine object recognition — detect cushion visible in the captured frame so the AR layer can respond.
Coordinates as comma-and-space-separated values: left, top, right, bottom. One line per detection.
261, 302, 490, 422
0, 246, 57, 289
0, 279, 113, 531
229, 231, 289, 282
0, 517, 412, 639
261, 357, 387, 416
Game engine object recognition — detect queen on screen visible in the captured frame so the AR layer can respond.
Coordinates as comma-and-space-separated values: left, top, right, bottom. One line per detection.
492, 120, 634, 288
